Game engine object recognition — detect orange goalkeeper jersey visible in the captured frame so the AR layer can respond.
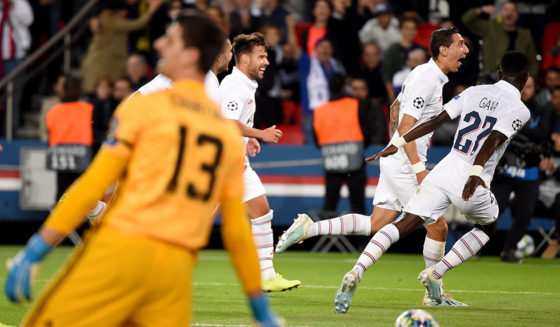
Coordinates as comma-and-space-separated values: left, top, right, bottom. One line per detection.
101, 80, 245, 250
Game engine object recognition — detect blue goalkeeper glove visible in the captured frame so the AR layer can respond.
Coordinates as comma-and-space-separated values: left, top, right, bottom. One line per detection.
5, 233, 52, 303
249, 294, 282, 327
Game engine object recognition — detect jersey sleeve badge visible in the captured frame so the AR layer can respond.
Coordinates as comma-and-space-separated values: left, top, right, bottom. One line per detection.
512, 119, 523, 131
227, 101, 239, 111
413, 97, 425, 109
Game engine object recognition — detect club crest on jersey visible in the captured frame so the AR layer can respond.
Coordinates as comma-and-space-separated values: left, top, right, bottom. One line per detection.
413, 97, 424, 109
512, 119, 523, 131
227, 101, 239, 111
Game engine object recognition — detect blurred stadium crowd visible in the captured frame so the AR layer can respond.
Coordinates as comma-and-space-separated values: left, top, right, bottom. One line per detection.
1, 0, 560, 258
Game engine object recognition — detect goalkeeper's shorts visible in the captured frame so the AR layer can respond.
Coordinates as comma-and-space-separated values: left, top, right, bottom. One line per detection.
22, 227, 195, 327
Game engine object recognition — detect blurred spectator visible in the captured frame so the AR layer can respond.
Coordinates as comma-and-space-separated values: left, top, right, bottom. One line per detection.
492, 75, 554, 263
255, 25, 284, 128
207, 5, 230, 35
229, 0, 263, 38
536, 87, 560, 258
1, 0, 33, 132
535, 155, 560, 259
461, 2, 538, 79
381, 16, 424, 103
349, 76, 386, 144
260, 0, 291, 40
535, 66, 560, 108
358, 1, 401, 52
88, 76, 113, 152
313, 74, 370, 217
80, 0, 163, 94
45, 74, 94, 200
112, 76, 133, 107
39, 74, 66, 142
325, 0, 361, 76
357, 42, 387, 104
285, 13, 345, 143
300, 0, 331, 57
125, 53, 150, 90
392, 47, 427, 96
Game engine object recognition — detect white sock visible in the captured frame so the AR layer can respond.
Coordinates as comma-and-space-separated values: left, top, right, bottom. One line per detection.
251, 210, 276, 280
306, 214, 371, 237
423, 237, 446, 268
353, 224, 400, 280
433, 227, 490, 279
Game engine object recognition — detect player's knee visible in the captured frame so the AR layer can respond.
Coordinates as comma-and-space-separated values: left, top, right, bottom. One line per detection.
425, 217, 448, 240
475, 222, 497, 238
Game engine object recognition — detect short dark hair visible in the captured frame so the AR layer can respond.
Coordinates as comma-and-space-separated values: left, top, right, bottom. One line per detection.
430, 27, 459, 59
313, 0, 333, 15
546, 66, 560, 75
232, 32, 267, 63
63, 74, 81, 101
399, 16, 418, 29
500, 50, 528, 76
175, 11, 226, 73
328, 73, 346, 94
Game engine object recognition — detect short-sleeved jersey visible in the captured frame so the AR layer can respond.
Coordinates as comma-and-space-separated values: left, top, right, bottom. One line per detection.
204, 71, 221, 105
390, 58, 449, 164
102, 80, 245, 251
431, 80, 530, 186
137, 74, 173, 95
136, 73, 221, 105
219, 67, 258, 134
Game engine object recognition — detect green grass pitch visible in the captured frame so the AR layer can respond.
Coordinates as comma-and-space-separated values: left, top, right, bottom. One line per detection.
0, 246, 559, 326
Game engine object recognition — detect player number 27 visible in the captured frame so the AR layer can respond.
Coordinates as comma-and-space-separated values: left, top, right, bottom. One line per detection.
167, 126, 223, 201
453, 111, 497, 155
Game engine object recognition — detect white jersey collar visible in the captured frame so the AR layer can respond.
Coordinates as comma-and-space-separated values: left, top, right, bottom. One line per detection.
232, 66, 259, 90
427, 58, 449, 84
495, 80, 521, 99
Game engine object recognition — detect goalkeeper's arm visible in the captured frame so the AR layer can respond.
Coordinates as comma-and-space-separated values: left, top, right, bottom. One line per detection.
4, 148, 128, 302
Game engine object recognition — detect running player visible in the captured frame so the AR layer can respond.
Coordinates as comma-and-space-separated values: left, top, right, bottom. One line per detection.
220, 32, 301, 292
5, 12, 281, 327
277, 28, 468, 308
359, 50, 530, 305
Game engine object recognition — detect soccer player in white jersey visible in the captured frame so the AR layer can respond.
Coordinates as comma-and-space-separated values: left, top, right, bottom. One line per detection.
219, 32, 300, 292
85, 38, 233, 222
136, 38, 232, 103
276, 28, 468, 308
361, 51, 530, 306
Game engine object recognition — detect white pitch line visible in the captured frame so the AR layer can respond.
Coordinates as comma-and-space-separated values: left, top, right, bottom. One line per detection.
193, 281, 556, 296
198, 255, 560, 268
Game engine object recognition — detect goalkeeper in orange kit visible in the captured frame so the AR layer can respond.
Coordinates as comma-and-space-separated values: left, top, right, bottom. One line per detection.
4, 12, 281, 327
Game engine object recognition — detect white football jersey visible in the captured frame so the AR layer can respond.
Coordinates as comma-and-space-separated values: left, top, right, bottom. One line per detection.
135, 73, 221, 105
385, 58, 448, 171
137, 74, 173, 95
431, 80, 530, 186
204, 71, 221, 105
219, 67, 258, 134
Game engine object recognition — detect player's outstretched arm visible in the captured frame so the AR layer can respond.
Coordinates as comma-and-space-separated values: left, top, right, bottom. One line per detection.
366, 111, 451, 162
462, 130, 507, 201
4, 149, 128, 303
221, 198, 282, 327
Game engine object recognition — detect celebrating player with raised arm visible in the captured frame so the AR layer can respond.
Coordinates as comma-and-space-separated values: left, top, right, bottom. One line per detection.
365, 51, 530, 305
219, 32, 301, 292
276, 28, 469, 309
4, 13, 281, 327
